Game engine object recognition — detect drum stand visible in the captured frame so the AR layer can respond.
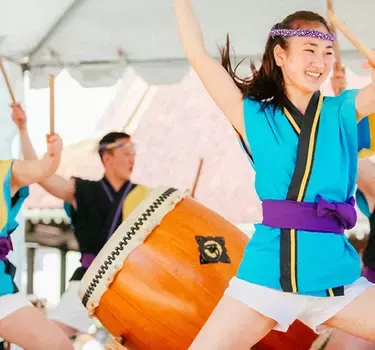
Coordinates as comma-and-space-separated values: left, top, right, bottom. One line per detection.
105, 337, 128, 350
309, 330, 333, 350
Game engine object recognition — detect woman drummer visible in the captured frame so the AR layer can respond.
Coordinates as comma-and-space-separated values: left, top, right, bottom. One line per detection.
173, 2, 375, 348
0, 119, 72, 349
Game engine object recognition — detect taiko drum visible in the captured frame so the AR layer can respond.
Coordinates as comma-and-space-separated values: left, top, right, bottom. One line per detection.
79, 187, 317, 349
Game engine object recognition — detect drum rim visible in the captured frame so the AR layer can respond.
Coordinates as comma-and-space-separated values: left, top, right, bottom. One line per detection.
78, 186, 187, 314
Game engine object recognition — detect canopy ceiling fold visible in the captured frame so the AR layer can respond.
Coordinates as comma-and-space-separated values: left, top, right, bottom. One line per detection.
0, 0, 373, 87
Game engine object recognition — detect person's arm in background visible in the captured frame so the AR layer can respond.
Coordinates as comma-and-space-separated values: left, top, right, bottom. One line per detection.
330, 62, 347, 96
11, 134, 62, 195
11, 102, 76, 205
331, 64, 375, 197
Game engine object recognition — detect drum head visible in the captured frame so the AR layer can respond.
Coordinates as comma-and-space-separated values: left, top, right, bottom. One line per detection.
78, 186, 186, 314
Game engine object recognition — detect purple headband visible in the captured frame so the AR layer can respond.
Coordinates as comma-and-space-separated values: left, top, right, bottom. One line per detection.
269, 26, 336, 42
98, 140, 135, 154
98, 140, 125, 152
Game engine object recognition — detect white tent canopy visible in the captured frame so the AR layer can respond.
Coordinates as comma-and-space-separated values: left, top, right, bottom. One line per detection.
0, 0, 374, 88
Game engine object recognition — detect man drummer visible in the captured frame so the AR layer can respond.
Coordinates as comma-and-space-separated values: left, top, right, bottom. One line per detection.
12, 104, 151, 338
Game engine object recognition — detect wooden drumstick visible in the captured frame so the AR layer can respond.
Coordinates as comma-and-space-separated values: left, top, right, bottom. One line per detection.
48, 74, 55, 157
49, 74, 55, 135
0, 57, 16, 103
106, 338, 127, 349
327, 9, 375, 67
326, 0, 342, 66
326, 0, 333, 11
191, 158, 203, 198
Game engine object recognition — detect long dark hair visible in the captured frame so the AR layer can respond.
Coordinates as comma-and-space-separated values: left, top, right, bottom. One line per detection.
219, 11, 333, 110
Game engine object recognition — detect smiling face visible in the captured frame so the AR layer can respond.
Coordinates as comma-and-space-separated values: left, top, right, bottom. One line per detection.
273, 22, 334, 94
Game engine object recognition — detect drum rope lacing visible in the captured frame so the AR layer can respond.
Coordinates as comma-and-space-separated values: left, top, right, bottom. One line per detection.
81, 187, 178, 307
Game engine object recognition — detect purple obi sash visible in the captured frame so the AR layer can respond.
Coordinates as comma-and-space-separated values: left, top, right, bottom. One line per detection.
81, 253, 96, 269
262, 195, 356, 234
0, 236, 13, 261
363, 266, 375, 283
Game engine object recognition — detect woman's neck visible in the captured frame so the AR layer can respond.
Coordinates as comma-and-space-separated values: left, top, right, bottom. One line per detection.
285, 84, 315, 115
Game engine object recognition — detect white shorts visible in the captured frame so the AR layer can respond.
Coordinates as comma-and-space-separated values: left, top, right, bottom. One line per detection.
48, 281, 95, 334
0, 292, 32, 321
225, 276, 373, 334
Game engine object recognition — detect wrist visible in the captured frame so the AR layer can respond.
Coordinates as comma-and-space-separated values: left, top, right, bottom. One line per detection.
41, 153, 57, 177
18, 126, 28, 134
173, 0, 189, 5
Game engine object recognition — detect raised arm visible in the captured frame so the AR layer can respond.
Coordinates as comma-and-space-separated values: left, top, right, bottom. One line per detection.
11, 102, 76, 204
11, 134, 62, 194
357, 158, 375, 198
173, 0, 245, 136
355, 62, 375, 121
326, 9, 375, 121
331, 62, 346, 96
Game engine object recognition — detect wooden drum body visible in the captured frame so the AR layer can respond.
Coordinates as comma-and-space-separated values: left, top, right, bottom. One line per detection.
79, 187, 317, 349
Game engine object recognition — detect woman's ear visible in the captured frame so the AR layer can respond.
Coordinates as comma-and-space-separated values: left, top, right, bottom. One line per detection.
273, 44, 286, 67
